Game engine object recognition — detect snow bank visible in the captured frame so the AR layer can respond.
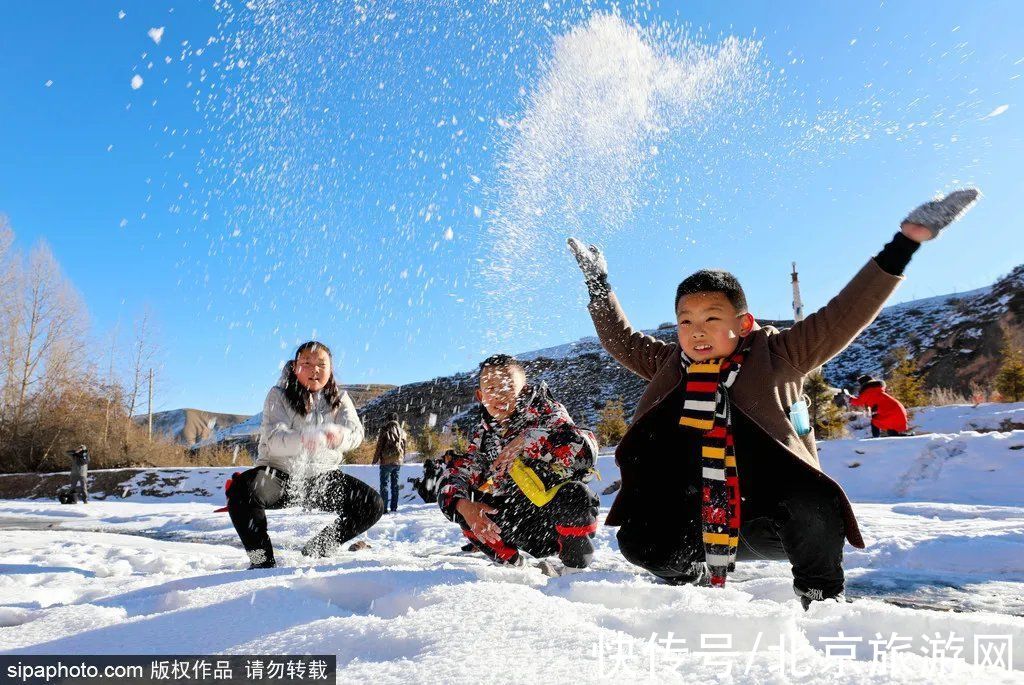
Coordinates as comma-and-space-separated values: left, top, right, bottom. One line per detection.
821, 430, 1024, 506
1, 498, 1021, 680
2, 406, 1023, 679
911, 402, 1024, 434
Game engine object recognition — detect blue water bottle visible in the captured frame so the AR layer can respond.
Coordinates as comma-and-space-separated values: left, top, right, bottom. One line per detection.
789, 396, 812, 437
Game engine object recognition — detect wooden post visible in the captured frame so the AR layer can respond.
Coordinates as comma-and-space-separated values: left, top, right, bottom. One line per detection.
147, 368, 154, 441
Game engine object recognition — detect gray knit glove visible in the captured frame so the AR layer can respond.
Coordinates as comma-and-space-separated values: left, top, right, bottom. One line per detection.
567, 238, 610, 299
903, 188, 980, 239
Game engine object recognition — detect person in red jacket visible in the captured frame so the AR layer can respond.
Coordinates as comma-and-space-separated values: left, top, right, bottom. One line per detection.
848, 375, 910, 437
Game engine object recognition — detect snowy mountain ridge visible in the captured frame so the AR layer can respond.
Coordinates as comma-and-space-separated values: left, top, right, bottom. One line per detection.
192, 265, 1022, 442
356, 266, 1021, 433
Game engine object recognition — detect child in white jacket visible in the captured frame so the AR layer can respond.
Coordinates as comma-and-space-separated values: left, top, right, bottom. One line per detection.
228, 341, 383, 568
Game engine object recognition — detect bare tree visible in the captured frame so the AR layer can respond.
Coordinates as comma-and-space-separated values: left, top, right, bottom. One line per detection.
0, 217, 20, 424
7, 242, 88, 443
0, 220, 182, 474
102, 324, 121, 449
124, 307, 160, 442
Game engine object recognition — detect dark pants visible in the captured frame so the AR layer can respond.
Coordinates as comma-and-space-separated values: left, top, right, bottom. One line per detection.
379, 464, 401, 512
72, 469, 88, 503
454, 482, 599, 568
227, 465, 384, 565
871, 425, 907, 438
617, 488, 846, 598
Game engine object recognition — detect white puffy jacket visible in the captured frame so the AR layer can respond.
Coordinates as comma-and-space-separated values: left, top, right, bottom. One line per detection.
255, 364, 364, 475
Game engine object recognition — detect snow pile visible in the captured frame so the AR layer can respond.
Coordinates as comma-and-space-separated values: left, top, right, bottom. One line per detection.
1, 497, 1022, 679
910, 402, 1024, 434
2, 407, 1023, 678
839, 402, 1024, 441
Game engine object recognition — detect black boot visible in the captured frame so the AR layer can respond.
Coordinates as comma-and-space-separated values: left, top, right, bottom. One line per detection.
302, 523, 342, 558
794, 584, 845, 611
247, 547, 276, 569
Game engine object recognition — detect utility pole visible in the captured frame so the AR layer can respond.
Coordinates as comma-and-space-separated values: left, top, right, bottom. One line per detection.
793, 262, 824, 377
147, 368, 154, 441
791, 262, 805, 322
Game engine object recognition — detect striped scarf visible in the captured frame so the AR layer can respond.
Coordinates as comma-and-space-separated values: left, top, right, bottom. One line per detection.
678, 346, 746, 587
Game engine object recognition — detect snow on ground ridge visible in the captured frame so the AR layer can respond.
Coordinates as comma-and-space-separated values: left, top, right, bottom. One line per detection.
1, 404, 1023, 680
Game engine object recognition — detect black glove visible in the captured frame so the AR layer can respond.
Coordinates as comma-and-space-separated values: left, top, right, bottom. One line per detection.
567, 238, 610, 299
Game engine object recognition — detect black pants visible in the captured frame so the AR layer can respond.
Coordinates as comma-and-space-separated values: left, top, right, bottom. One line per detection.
871, 425, 907, 438
617, 488, 845, 598
454, 482, 599, 568
227, 466, 384, 564
72, 470, 89, 503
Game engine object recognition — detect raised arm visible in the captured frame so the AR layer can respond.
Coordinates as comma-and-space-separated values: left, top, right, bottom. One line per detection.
569, 238, 674, 382
771, 188, 979, 373
770, 258, 904, 374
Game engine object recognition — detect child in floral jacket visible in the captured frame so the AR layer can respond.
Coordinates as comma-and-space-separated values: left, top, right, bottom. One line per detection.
438, 354, 600, 576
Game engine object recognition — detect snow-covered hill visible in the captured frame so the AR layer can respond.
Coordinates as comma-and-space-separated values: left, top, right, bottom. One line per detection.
140, 408, 252, 446
159, 384, 396, 450
824, 264, 1024, 391
186, 266, 1021, 448
357, 265, 1022, 434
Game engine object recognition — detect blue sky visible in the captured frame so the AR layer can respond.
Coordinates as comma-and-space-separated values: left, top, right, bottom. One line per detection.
1, 1, 1022, 415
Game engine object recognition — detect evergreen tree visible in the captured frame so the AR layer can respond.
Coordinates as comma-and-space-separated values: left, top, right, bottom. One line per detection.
805, 372, 847, 440
995, 345, 1024, 402
416, 425, 440, 459
596, 397, 628, 446
885, 347, 927, 408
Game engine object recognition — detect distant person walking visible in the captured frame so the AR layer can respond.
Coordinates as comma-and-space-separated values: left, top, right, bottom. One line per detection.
66, 445, 89, 503
373, 412, 407, 513
849, 375, 910, 437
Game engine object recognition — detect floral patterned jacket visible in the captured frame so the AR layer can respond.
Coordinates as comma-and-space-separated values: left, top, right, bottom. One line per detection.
438, 382, 598, 520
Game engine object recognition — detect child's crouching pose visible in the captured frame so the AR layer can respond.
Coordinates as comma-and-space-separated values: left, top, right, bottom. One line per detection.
438, 355, 600, 576
569, 188, 979, 608
228, 341, 384, 568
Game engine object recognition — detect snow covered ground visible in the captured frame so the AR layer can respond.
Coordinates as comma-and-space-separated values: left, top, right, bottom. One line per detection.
1, 404, 1023, 682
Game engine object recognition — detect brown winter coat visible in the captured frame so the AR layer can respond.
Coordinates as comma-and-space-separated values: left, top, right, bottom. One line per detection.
588, 258, 904, 549
373, 420, 408, 466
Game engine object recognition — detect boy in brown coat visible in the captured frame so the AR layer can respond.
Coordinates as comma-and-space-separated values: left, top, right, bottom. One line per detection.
568, 189, 978, 608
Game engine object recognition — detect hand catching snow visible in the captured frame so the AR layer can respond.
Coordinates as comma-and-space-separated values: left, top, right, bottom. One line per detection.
322, 424, 344, 449
301, 429, 326, 452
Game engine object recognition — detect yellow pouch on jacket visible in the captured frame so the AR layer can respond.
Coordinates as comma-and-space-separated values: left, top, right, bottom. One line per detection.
508, 459, 567, 507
